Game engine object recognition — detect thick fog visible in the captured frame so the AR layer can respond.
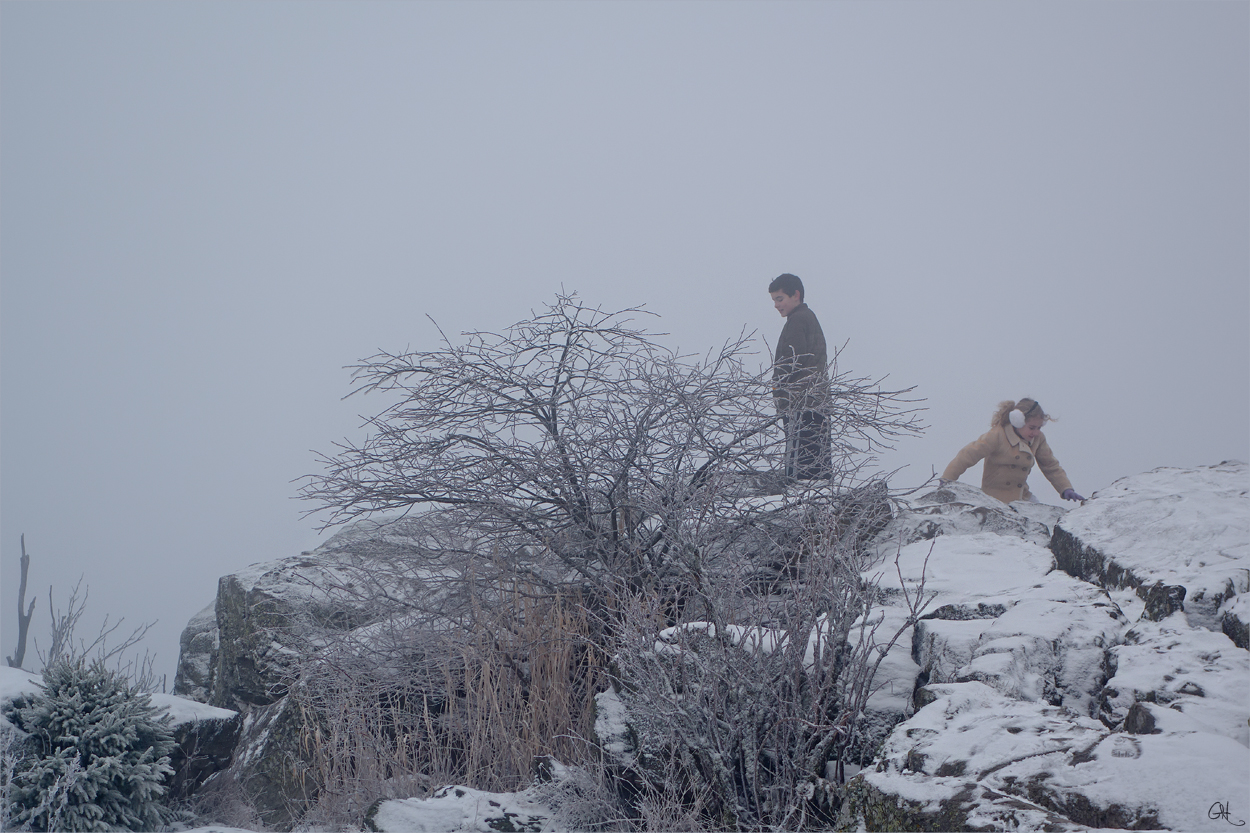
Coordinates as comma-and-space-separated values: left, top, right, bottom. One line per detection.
3, 2, 1246, 686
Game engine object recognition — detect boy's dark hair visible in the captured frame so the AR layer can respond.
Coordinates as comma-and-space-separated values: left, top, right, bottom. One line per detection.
768, 273, 804, 302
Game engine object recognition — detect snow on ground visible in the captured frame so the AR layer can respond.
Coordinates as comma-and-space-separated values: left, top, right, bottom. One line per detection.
368, 784, 553, 833
151, 690, 237, 726
1099, 612, 1249, 746
0, 665, 40, 731
872, 479, 1063, 555
9, 468, 1248, 832
0, 665, 39, 703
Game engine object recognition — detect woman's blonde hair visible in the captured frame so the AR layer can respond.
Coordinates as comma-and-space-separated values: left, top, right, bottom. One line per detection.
992, 398, 1055, 429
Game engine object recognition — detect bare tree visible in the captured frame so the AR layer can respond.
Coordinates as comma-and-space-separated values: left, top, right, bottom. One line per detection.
301, 293, 922, 610
293, 293, 926, 828
6, 535, 36, 669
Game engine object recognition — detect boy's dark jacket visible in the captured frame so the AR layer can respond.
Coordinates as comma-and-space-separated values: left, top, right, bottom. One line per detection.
773, 303, 827, 413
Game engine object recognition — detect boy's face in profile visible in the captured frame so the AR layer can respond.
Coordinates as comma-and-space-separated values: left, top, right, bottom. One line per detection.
770, 290, 802, 318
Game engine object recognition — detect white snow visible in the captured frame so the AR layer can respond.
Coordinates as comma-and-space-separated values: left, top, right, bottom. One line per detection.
1059, 461, 1249, 603
0, 665, 40, 731
593, 688, 633, 764
0, 665, 39, 704
865, 681, 1250, 832
369, 784, 553, 832
149, 691, 237, 727
867, 531, 1127, 714
1101, 613, 1249, 747
872, 479, 1065, 557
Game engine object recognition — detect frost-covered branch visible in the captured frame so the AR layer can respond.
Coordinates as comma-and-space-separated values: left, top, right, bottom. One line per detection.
301, 292, 923, 609
35, 578, 159, 691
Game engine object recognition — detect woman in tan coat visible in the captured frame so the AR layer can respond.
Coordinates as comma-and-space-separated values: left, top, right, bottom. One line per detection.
941, 398, 1085, 504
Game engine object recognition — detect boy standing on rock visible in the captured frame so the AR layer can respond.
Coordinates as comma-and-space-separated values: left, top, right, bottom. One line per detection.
769, 273, 830, 480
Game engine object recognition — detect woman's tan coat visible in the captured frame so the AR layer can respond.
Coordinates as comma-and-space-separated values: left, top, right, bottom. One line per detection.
942, 423, 1073, 504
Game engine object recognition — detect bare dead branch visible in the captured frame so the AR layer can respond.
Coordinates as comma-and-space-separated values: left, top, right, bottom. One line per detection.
6, 534, 36, 669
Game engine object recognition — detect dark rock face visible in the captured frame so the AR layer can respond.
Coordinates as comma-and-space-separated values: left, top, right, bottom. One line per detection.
168, 515, 454, 827
210, 571, 300, 711
1138, 581, 1187, 622
920, 602, 1008, 621
1051, 525, 1189, 623
1222, 606, 1249, 649
1051, 524, 1122, 586
167, 714, 243, 800
177, 515, 445, 714
172, 602, 218, 703
203, 696, 319, 831
1122, 701, 1159, 735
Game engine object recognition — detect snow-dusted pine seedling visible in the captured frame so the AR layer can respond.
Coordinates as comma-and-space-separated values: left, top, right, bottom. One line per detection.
4, 658, 175, 832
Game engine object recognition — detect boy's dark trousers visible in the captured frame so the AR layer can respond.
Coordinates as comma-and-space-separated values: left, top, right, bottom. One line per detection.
784, 409, 831, 480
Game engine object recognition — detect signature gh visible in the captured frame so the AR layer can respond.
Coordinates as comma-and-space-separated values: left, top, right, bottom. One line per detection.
1209, 801, 1246, 826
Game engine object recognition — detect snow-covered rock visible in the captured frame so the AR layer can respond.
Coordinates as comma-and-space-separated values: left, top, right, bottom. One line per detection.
169, 513, 471, 828
858, 528, 1127, 776
1052, 461, 1249, 643
366, 785, 553, 833
1097, 613, 1249, 746
173, 514, 453, 711
907, 534, 1125, 713
841, 463, 1250, 832
873, 480, 1064, 557
839, 681, 1249, 832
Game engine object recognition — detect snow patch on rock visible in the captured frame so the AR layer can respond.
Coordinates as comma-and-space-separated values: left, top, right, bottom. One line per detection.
367, 785, 553, 832
873, 480, 1065, 557
845, 680, 1249, 832
843, 463, 1250, 832
1054, 461, 1248, 633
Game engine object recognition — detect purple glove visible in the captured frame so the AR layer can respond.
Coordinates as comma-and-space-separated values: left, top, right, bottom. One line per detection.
1062, 488, 1085, 502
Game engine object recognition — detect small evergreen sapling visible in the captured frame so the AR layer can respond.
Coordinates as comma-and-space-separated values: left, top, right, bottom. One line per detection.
5, 658, 175, 832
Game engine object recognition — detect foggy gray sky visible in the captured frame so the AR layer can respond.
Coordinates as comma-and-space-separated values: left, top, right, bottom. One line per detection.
3, 2, 1247, 686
